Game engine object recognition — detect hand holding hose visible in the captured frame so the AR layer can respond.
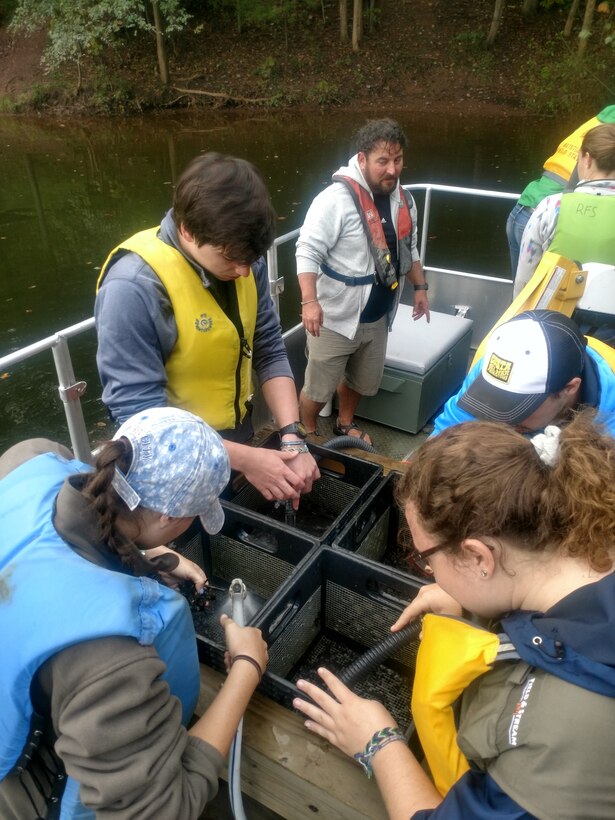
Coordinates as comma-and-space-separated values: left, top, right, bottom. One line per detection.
220, 614, 268, 682
293, 667, 396, 759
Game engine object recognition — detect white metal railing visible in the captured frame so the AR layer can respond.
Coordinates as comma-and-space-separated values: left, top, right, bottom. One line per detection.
0, 183, 519, 457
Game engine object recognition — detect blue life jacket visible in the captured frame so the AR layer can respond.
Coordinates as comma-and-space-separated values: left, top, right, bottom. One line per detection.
0, 452, 200, 819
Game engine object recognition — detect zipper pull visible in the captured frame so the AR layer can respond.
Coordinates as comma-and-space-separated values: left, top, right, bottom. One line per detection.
241, 338, 253, 359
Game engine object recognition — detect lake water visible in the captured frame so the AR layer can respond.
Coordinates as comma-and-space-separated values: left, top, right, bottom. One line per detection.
0, 108, 578, 451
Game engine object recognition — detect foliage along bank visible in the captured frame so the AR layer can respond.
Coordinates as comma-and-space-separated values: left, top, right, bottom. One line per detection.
0, 0, 613, 116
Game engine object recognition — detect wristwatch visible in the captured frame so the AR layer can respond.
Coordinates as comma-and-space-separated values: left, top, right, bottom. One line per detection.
413, 283, 429, 291
279, 421, 308, 439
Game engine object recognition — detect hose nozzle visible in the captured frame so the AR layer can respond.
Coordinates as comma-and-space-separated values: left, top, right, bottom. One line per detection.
229, 578, 247, 627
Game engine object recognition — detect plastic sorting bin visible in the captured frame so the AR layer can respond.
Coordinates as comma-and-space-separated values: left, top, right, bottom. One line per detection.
170, 504, 319, 670
333, 471, 415, 575
228, 433, 383, 544
252, 547, 427, 737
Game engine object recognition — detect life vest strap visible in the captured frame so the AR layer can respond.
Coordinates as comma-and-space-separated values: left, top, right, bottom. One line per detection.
321, 260, 375, 286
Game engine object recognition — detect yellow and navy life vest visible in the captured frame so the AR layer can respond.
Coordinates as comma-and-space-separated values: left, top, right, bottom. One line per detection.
411, 614, 518, 796
98, 228, 257, 430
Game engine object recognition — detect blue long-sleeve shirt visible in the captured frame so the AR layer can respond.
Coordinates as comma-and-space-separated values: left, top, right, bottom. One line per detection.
432, 345, 615, 437
95, 210, 292, 424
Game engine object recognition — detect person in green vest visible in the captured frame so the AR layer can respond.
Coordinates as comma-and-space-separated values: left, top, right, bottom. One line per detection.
506, 104, 615, 277
513, 123, 615, 298
95, 153, 319, 507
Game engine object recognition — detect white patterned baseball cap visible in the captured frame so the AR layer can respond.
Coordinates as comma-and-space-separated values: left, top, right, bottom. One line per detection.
111, 407, 230, 534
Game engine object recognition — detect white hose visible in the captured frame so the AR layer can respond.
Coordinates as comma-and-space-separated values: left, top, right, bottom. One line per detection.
229, 579, 248, 820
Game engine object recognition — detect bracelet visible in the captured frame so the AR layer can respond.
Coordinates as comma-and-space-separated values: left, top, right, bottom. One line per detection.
280, 442, 309, 453
231, 654, 263, 683
353, 727, 406, 779
301, 298, 319, 306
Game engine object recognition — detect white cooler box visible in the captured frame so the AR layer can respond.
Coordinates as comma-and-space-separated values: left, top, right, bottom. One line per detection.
355, 307, 474, 434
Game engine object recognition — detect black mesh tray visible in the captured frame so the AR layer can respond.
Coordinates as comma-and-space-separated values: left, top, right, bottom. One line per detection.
228, 433, 383, 544
170, 505, 319, 670
252, 547, 426, 735
332, 471, 419, 575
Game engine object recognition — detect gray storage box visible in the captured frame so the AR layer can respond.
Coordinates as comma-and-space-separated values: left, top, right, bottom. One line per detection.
356, 307, 473, 433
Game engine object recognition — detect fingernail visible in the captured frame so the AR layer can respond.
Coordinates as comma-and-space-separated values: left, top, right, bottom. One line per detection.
296, 679, 305, 689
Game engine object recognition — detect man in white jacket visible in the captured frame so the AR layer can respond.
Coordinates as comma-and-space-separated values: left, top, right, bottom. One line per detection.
296, 118, 429, 443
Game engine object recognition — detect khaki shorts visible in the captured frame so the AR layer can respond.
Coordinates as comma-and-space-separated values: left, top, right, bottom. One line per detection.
303, 317, 387, 402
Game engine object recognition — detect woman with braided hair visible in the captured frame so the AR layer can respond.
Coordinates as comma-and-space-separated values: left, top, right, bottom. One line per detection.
295, 411, 615, 820
0, 407, 268, 819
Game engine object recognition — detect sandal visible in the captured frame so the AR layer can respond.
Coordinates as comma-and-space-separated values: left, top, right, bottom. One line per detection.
333, 419, 373, 445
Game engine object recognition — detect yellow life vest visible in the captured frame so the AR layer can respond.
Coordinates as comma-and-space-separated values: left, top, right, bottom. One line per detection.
472, 252, 588, 366
543, 115, 601, 184
98, 228, 257, 430
411, 614, 501, 796
586, 336, 615, 371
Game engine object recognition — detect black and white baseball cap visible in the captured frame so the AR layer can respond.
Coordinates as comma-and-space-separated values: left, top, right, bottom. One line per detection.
458, 310, 586, 426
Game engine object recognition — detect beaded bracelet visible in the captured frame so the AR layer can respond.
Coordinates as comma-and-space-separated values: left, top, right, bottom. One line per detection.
231, 654, 263, 683
353, 726, 406, 778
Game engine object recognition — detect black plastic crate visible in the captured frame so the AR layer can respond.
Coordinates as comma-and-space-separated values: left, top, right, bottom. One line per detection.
253, 547, 426, 736
333, 471, 414, 574
170, 505, 319, 671
228, 433, 383, 544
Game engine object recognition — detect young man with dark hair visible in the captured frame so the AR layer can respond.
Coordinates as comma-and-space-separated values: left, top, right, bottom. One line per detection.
296, 118, 429, 444
432, 310, 615, 437
95, 152, 319, 504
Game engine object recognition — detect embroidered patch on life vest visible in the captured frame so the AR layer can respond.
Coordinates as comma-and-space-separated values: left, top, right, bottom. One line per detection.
194, 314, 213, 332
508, 676, 535, 746
486, 352, 513, 384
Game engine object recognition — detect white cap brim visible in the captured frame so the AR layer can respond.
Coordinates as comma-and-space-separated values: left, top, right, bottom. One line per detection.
199, 499, 225, 535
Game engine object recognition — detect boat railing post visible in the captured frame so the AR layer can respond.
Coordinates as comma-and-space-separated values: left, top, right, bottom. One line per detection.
420, 186, 432, 266
267, 244, 282, 314
52, 334, 93, 464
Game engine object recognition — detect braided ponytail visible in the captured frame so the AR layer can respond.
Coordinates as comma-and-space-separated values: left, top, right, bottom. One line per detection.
82, 438, 143, 570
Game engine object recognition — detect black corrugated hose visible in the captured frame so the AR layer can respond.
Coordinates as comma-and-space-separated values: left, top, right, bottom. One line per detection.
338, 621, 422, 687
322, 435, 377, 454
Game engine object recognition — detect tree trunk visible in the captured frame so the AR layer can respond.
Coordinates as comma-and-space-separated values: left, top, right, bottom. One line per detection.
340, 0, 348, 42
564, 0, 581, 37
578, 0, 596, 56
486, 0, 505, 48
151, 1, 169, 86
352, 0, 361, 51
522, 0, 538, 15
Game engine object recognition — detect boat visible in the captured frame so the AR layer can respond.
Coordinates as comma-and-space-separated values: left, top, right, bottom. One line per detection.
0, 182, 604, 819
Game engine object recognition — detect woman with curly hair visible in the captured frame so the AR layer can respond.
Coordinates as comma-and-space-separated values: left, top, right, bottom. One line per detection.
295, 411, 615, 819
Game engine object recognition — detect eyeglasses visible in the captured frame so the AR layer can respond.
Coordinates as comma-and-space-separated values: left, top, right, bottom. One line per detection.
406, 539, 495, 577
406, 541, 450, 576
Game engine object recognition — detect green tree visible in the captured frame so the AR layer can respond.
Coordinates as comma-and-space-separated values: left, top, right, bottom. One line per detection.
9, 0, 190, 89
